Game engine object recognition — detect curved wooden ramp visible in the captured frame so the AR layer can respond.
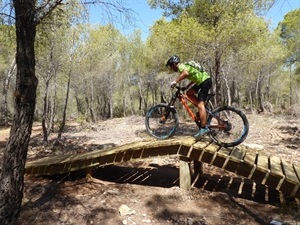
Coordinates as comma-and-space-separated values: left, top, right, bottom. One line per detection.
25, 136, 300, 199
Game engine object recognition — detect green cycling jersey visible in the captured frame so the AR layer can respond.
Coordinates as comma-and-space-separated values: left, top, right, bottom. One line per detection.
178, 63, 210, 85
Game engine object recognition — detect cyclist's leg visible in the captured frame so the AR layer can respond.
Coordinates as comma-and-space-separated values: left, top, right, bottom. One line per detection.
196, 78, 212, 127
193, 79, 212, 139
186, 88, 198, 105
198, 101, 206, 128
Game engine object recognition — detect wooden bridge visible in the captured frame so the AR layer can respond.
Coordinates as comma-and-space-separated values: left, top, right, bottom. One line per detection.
25, 136, 300, 199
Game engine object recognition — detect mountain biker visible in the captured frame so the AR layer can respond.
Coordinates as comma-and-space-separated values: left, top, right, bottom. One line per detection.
166, 55, 212, 139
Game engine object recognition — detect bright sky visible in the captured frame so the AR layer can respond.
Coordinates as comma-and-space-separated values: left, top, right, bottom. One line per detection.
89, 0, 300, 40
265, 0, 300, 28
89, 0, 164, 40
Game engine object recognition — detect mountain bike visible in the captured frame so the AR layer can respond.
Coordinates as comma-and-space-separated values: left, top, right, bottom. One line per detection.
145, 86, 249, 147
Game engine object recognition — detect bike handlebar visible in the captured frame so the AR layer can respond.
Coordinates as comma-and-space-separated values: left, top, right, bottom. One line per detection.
172, 85, 216, 98
172, 86, 186, 91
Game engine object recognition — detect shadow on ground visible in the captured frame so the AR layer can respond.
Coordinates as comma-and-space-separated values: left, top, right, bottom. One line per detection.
47, 162, 298, 208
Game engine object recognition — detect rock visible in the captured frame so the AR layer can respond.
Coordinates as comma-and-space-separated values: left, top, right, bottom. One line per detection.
119, 204, 136, 216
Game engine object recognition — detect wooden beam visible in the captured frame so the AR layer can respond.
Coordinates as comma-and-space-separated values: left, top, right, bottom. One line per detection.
179, 156, 191, 191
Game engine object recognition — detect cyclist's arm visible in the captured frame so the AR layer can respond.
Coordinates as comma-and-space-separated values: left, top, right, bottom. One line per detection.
174, 69, 188, 84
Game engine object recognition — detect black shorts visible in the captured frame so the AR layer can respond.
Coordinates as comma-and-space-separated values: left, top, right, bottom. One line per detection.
192, 78, 212, 101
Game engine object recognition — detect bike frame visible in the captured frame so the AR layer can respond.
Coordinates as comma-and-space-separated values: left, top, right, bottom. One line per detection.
168, 87, 226, 130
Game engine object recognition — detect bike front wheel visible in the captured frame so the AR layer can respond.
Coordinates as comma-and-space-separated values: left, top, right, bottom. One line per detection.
207, 106, 249, 147
145, 104, 179, 140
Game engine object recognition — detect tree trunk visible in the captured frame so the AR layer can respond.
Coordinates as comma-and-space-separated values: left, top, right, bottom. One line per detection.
41, 42, 57, 145
214, 50, 222, 105
122, 94, 127, 117
221, 68, 231, 106
138, 83, 144, 114
128, 89, 135, 115
1, 59, 16, 126
75, 94, 85, 116
42, 80, 50, 144
85, 96, 96, 122
55, 70, 71, 144
0, 0, 37, 223
256, 71, 264, 112
249, 90, 254, 113
107, 72, 114, 119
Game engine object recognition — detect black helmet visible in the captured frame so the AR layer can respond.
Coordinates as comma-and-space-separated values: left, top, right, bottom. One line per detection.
166, 55, 180, 66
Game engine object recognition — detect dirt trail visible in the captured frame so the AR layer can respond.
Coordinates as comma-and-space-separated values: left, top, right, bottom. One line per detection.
0, 114, 300, 225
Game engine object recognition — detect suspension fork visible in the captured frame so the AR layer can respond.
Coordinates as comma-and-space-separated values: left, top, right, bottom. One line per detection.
160, 95, 177, 122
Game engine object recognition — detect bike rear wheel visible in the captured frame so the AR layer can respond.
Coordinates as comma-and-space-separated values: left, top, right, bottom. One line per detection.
145, 104, 179, 140
207, 106, 249, 147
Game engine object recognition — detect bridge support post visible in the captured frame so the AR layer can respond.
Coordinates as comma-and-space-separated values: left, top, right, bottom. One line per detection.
179, 156, 191, 190
85, 167, 93, 178
192, 160, 203, 186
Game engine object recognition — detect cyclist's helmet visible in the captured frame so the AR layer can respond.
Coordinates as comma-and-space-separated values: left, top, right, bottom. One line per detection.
166, 55, 180, 66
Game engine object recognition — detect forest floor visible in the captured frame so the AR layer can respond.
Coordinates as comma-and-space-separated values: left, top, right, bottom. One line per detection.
1, 113, 300, 225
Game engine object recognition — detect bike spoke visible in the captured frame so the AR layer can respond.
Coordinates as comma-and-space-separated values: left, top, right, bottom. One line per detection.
145, 104, 179, 140
208, 106, 249, 147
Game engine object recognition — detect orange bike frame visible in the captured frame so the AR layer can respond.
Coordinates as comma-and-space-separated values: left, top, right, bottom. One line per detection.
176, 92, 225, 129
177, 93, 199, 122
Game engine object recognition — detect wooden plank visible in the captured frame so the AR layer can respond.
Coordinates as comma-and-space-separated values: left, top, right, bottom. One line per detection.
141, 145, 179, 158
230, 147, 245, 161
212, 147, 232, 168
266, 155, 284, 190
131, 149, 143, 159
179, 156, 191, 190
68, 158, 90, 172
94, 153, 116, 166
150, 139, 182, 150
114, 152, 125, 163
123, 150, 134, 162
200, 144, 220, 164
192, 141, 211, 150
280, 159, 299, 197
50, 163, 68, 175
178, 145, 192, 156
250, 153, 269, 184
188, 148, 203, 161
292, 164, 300, 199
122, 142, 148, 160
186, 141, 210, 162
123, 148, 148, 161
25, 141, 147, 168
224, 147, 245, 173
293, 164, 300, 179
236, 152, 257, 178
180, 137, 197, 147
217, 147, 232, 157
26, 154, 69, 167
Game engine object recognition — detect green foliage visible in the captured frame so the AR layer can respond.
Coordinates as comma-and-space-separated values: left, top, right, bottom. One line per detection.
0, 25, 16, 117
146, 0, 290, 109
0, 25, 15, 67
279, 9, 300, 63
148, 0, 192, 18
0, 0, 296, 122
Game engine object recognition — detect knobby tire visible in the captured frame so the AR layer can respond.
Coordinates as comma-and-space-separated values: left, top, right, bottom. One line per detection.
145, 104, 179, 140
207, 105, 249, 147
